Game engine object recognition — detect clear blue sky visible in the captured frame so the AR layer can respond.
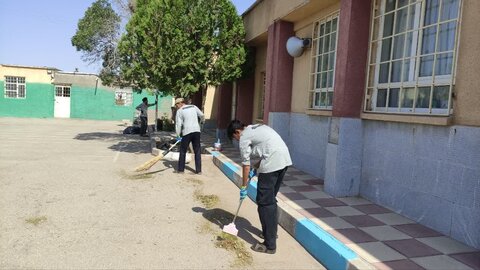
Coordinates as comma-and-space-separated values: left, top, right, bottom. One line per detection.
0, 0, 256, 74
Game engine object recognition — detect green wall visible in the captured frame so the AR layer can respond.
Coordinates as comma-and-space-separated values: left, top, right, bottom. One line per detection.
70, 86, 171, 121
0, 81, 54, 118
0, 80, 172, 121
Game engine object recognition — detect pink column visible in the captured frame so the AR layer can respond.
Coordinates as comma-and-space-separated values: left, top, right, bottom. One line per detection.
264, 20, 294, 124
333, 0, 372, 118
216, 82, 233, 129
235, 76, 255, 125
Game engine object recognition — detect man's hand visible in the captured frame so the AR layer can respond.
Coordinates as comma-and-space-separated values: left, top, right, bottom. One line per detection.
240, 186, 248, 200
176, 136, 182, 142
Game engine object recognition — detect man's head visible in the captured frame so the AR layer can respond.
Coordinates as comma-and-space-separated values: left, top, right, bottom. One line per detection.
227, 120, 245, 141
175, 97, 185, 109
142, 97, 148, 104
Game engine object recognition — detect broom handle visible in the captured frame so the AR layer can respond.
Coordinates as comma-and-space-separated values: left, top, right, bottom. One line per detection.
231, 198, 244, 224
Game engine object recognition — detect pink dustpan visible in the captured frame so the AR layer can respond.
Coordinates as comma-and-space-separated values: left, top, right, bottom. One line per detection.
222, 199, 245, 236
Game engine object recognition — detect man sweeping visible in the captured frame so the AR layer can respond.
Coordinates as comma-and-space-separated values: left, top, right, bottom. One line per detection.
227, 120, 292, 254
175, 98, 204, 174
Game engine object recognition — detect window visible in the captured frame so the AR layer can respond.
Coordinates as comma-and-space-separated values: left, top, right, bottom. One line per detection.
309, 13, 339, 110
365, 0, 462, 115
4, 76, 26, 99
115, 90, 133, 106
55, 85, 71, 97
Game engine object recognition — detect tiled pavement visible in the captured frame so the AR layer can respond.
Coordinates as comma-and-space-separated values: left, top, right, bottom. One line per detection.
202, 131, 480, 270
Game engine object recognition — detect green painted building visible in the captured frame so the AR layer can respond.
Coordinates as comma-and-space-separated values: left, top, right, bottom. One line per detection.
0, 64, 173, 122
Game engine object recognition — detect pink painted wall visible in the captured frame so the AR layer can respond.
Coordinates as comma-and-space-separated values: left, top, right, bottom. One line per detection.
333, 0, 372, 118
264, 20, 294, 123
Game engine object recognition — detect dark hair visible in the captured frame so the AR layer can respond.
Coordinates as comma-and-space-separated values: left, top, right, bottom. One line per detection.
227, 120, 245, 140
142, 97, 148, 102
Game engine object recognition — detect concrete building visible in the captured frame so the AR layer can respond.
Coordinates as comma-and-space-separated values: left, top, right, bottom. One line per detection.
214, 0, 479, 249
0, 64, 172, 122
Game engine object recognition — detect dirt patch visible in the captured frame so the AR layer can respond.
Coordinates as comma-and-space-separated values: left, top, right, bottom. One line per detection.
185, 177, 203, 186
194, 190, 219, 209
118, 170, 154, 181
25, 216, 47, 226
216, 232, 253, 267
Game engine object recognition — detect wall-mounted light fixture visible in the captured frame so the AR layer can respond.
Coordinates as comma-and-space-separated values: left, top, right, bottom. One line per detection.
286, 36, 312, 57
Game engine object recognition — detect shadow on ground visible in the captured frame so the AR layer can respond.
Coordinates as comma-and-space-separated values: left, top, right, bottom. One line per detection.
74, 132, 151, 153
193, 206, 262, 246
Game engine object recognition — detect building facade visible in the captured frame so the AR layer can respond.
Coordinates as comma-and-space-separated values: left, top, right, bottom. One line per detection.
0, 64, 172, 122
215, 0, 479, 249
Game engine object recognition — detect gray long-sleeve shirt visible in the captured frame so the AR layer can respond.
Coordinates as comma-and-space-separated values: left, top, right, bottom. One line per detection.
175, 104, 204, 136
239, 124, 292, 173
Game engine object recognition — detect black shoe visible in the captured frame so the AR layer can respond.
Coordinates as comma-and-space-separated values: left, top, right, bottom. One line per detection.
258, 233, 278, 239
251, 243, 276, 254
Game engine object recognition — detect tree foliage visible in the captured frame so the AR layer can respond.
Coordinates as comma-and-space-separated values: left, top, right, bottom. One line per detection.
118, 0, 247, 97
71, 0, 121, 65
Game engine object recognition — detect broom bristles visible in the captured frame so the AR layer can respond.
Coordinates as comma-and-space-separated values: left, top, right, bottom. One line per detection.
135, 154, 164, 172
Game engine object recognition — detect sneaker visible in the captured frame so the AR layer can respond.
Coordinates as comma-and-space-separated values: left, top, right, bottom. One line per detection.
251, 243, 276, 254
174, 170, 185, 174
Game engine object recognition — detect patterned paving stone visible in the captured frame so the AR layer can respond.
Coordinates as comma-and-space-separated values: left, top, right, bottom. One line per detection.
353, 204, 392, 214
311, 198, 347, 207
372, 259, 426, 270
328, 228, 378, 244
347, 242, 406, 263
417, 237, 477, 255
290, 185, 319, 192
393, 224, 444, 238
297, 207, 336, 218
277, 192, 307, 201
370, 213, 415, 226
341, 215, 385, 228
384, 239, 442, 258
360, 226, 412, 241
450, 252, 480, 270
412, 255, 474, 270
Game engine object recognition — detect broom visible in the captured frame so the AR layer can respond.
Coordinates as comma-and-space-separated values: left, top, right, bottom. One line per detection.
135, 140, 180, 172
222, 198, 244, 236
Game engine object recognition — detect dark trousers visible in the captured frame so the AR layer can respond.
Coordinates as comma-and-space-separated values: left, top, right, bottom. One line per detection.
256, 166, 288, 250
139, 116, 148, 135
178, 132, 202, 173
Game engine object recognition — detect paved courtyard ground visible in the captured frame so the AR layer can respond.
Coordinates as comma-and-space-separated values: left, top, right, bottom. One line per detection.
0, 117, 323, 269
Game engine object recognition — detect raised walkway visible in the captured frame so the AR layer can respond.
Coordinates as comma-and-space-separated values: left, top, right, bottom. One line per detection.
200, 131, 480, 270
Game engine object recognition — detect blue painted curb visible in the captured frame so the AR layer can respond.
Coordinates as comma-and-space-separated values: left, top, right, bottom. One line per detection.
296, 218, 357, 270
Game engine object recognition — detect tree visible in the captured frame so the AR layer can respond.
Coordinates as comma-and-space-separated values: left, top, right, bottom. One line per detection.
72, 0, 121, 65
118, 0, 246, 98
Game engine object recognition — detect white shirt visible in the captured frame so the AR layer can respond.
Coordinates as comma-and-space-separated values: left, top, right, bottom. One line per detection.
239, 124, 292, 173
175, 104, 204, 136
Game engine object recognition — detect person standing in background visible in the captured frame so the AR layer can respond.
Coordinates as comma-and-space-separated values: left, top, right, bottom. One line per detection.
136, 97, 157, 137
175, 98, 204, 174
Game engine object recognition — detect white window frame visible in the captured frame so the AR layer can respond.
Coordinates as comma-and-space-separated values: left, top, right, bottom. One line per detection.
365, 0, 462, 116
115, 90, 133, 106
4, 76, 26, 99
55, 85, 71, 97
309, 12, 340, 110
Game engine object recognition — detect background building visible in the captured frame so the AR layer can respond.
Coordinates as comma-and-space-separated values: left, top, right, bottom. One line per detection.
0, 64, 173, 123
